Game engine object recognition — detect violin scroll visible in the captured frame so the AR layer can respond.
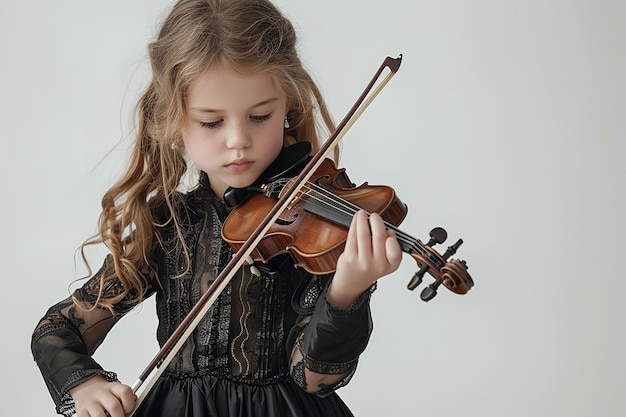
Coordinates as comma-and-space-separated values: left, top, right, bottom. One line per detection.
407, 227, 474, 302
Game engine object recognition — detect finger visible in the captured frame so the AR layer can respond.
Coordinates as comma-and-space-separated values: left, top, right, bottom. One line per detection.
369, 213, 390, 259
385, 230, 403, 268
355, 210, 373, 255
81, 399, 111, 417
100, 396, 126, 417
368, 212, 387, 241
84, 404, 107, 417
111, 383, 138, 414
343, 209, 360, 254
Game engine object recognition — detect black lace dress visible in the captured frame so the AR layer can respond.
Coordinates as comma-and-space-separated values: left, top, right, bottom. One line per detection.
31, 175, 375, 417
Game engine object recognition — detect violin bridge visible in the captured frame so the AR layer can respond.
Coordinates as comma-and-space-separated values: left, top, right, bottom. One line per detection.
272, 177, 302, 210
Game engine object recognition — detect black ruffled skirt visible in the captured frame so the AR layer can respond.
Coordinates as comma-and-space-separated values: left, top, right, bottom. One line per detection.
134, 373, 354, 417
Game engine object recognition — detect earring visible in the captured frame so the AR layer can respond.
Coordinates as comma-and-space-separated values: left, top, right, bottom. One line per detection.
284, 116, 290, 129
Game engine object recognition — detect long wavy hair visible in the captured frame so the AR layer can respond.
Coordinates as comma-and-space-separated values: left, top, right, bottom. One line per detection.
79, 0, 336, 311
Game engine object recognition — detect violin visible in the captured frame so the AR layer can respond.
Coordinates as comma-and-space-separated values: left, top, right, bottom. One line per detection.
222, 141, 474, 302
129, 54, 474, 414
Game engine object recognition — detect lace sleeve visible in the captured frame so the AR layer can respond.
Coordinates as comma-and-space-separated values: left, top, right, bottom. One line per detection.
31, 255, 155, 413
288, 276, 376, 396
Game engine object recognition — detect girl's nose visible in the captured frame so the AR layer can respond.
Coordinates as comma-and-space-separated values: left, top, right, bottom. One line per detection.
226, 122, 251, 149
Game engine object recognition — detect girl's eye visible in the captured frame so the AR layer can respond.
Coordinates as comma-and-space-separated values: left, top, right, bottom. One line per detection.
250, 113, 272, 122
198, 113, 272, 129
199, 120, 222, 129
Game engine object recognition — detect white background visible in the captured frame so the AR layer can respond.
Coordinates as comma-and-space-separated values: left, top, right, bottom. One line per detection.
1, 1, 624, 416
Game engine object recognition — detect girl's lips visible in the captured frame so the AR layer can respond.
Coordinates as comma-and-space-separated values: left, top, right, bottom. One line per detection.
225, 160, 254, 172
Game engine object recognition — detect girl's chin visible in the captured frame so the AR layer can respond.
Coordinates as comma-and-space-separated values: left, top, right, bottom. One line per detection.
224, 178, 257, 192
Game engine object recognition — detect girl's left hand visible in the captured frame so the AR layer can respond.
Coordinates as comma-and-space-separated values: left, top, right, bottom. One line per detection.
327, 210, 402, 308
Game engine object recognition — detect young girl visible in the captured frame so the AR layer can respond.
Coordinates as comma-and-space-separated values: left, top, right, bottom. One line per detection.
31, 1, 402, 416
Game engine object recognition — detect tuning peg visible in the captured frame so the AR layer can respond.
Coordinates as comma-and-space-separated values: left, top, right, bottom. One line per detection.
406, 227, 473, 302
426, 227, 447, 246
420, 278, 443, 302
442, 239, 463, 259
418, 239, 464, 301
407, 228, 447, 290
407, 264, 428, 290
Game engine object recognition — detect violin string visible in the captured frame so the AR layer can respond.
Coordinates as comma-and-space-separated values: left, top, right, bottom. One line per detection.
297, 182, 411, 244
295, 181, 428, 254
302, 183, 425, 253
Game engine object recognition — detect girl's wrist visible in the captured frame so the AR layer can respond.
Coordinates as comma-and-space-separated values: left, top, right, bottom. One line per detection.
326, 277, 370, 309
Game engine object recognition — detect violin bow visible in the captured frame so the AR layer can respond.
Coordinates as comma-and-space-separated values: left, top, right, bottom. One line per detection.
129, 54, 403, 415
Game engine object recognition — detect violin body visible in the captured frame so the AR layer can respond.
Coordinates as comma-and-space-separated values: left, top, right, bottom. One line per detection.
222, 158, 408, 274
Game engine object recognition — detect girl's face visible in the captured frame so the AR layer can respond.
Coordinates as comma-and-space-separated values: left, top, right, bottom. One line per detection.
182, 64, 288, 199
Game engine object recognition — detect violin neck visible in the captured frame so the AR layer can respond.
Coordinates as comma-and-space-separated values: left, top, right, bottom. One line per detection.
302, 199, 414, 254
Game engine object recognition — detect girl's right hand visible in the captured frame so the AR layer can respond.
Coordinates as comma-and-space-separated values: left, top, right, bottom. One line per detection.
69, 375, 137, 417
